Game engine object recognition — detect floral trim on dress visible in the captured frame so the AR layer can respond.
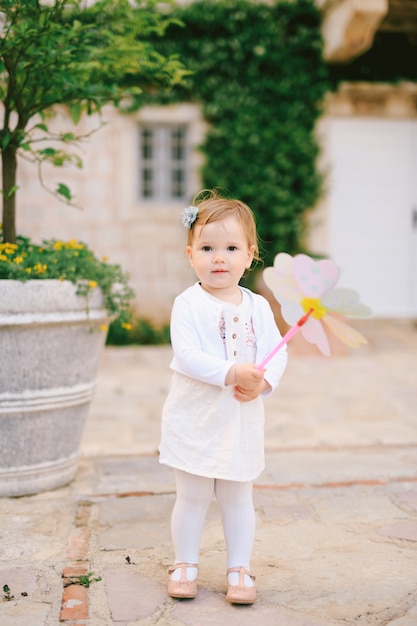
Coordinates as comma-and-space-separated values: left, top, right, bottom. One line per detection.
218, 315, 256, 347
219, 315, 226, 343
245, 319, 257, 347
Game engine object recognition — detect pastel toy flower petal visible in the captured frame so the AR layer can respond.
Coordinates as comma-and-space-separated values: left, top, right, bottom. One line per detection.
321, 288, 372, 318
301, 316, 331, 356
263, 253, 303, 303
280, 300, 305, 326
293, 254, 340, 299
322, 314, 368, 348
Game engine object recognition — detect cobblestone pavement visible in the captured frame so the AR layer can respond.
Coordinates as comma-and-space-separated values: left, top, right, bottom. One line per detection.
1, 319, 417, 625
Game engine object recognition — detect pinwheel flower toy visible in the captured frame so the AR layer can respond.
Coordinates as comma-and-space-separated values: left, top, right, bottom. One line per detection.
259, 252, 372, 367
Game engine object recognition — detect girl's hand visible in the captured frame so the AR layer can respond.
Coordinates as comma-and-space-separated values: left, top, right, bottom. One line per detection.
233, 379, 271, 402
234, 363, 265, 389
226, 363, 271, 402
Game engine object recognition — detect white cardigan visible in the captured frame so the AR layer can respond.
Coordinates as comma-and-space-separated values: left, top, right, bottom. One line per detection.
169, 282, 287, 392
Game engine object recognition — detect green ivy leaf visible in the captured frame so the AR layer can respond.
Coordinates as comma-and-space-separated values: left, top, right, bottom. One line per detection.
56, 183, 72, 201
70, 102, 83, 125
39, 147, 58, 157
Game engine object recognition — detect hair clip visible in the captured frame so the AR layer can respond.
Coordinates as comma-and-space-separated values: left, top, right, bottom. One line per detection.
181, 205, 199, 229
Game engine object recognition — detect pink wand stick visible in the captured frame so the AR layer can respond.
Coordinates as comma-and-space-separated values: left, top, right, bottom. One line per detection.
257, 308, 313, 369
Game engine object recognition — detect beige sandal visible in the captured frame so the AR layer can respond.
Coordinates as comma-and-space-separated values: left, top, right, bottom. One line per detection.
226, 566, 256, 604
168, 562, 199, 599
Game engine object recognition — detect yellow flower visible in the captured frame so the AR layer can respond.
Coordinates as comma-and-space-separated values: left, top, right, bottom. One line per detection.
0, 242, 17, 250
25, 267, 32, 273
13, 256, 24, 264
88, 280, 97, 288
102, 256, 109, 263
34, 263, 47, 274
53, 241, 64, 250
100, 324, 109, 332
0, 254, 8, 261
65, 239, 83, 250
121, 322, 132, 330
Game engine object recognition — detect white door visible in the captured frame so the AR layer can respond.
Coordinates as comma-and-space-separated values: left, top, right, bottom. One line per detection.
327, 118, 417, 317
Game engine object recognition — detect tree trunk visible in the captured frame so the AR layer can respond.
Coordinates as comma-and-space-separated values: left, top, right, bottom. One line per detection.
1, 144, 17, 244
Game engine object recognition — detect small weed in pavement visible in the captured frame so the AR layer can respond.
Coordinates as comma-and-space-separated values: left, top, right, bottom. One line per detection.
64, 572, 102, 588
3, 585, 14, 601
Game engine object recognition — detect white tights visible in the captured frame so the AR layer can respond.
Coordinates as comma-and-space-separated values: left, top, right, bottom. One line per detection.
170, 469, 255, 585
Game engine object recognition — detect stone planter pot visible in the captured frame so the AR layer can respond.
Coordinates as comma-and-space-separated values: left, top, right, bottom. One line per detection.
0, 280, 108, 496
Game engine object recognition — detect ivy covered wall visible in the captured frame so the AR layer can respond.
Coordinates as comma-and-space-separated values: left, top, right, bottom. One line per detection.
137, 0, 329, 267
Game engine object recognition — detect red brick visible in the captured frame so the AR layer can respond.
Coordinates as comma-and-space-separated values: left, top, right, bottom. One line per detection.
60, 584, 88, 621
65, 528, 90, 561
63, 565, 88, 579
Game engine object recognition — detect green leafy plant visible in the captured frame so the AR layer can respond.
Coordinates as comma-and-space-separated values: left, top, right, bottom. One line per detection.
134, 0, 329, 267
0, 0, 187, 244
0, 0, 188, 332
2, 584, 14, 601
0, 230, 134, 326
106, 314, 170, 345
63, 572, 102, 588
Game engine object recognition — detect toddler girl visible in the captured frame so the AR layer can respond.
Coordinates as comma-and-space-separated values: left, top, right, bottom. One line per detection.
159, 190, 287, 604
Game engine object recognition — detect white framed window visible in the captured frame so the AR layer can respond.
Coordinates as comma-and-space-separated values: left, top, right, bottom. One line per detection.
139, 124, 189, 201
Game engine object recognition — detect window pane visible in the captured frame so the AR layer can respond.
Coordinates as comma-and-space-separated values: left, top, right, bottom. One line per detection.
171, 127, 185, 161
143, 168, 153, 197
142, 129, 153, 160
139, 124, 188, 200
171, 168, 185, 198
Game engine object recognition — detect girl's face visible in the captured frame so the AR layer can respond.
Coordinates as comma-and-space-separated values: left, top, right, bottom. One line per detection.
186, 216, 255, 301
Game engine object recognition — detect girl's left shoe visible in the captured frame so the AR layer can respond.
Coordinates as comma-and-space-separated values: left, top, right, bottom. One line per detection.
226, 566, 256, 604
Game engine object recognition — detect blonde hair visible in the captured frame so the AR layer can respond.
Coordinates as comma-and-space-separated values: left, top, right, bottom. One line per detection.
187, 190, 260, 262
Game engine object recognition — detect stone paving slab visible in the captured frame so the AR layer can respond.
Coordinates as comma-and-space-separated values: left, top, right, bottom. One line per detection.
1, 319, 417, 625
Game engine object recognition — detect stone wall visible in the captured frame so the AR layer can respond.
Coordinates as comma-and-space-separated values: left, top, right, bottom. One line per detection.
15, 104, 206, 324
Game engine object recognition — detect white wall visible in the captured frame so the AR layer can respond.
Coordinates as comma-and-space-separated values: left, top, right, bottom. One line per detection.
309, 83, 417, 317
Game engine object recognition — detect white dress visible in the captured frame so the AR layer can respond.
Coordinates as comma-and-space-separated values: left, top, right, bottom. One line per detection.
159, 289, 268, 482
